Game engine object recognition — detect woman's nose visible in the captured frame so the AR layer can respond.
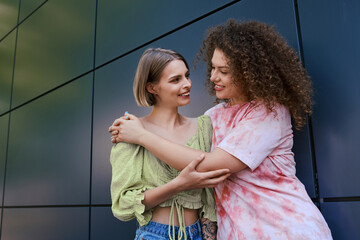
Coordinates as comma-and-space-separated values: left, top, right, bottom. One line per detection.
184, 78, 192, 88
210, 70, 217, 82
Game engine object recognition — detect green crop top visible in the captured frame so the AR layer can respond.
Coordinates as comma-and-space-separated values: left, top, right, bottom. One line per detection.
110, 115, 217, 234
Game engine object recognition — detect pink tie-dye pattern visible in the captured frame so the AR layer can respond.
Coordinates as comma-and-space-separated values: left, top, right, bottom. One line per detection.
205, 102, 332, 240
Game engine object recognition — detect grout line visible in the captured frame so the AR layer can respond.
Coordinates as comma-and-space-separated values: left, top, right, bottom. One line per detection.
322, 197, 360, 203
92, 0, 242, 71
2, 196, 360, 209
293, 0, 321, 209
0, 0, 48, 43
2, 204, 111, 209
307, 117, 321, 207
0, 0, 242, 118
0, 69, 94, 116
0, 198, 357, 208
88, 0, 99, 239
0, 0, 22, 238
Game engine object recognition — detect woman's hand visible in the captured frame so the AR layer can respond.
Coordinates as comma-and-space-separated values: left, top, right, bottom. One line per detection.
175, 154, 230, 191
108, 113, 146, 144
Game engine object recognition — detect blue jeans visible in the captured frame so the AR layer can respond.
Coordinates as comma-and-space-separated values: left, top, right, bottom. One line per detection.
134, 220, 202, 240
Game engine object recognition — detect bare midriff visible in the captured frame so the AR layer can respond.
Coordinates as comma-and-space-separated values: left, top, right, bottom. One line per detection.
151, 206, 199, 226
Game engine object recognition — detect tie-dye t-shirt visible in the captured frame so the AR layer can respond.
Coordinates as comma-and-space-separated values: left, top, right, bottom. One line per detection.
205, 101, 332, 240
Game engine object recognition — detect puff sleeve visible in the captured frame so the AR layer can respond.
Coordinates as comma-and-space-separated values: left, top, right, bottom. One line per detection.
110, 142, 152, 226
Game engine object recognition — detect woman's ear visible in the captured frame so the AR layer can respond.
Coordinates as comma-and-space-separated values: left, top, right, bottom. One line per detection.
146, 82, 157, 95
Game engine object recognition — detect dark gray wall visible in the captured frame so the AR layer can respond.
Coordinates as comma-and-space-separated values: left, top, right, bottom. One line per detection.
0, 0, 358, 239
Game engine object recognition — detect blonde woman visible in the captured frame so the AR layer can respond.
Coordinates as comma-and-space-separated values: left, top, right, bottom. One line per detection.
110, 48, 229, 240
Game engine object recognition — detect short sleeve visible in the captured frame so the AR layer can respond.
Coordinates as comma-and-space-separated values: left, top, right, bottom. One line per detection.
110, 142, 152, 226
217, 105, 283, 171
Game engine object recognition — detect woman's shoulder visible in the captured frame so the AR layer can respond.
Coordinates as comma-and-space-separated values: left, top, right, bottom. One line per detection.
248, 102, 290, 118
184, 115, 213, 150
110, 142, 144, 166
196, 114, 211, 122
179, 116, 211, 136
204, 102, 226, 116
111, 141, 143, 154
195, 115, 213, 139
180, 115, 211, 127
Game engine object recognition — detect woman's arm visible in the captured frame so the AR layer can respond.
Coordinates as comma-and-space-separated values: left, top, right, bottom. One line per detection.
201, 218, 217, 240
140, 131, 246, 173
109, 114, 247, 173
111, 144, 229, 221
142, 155, 230, 210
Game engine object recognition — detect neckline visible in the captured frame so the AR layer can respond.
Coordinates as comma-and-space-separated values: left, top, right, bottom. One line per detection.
224, 101, 252, 109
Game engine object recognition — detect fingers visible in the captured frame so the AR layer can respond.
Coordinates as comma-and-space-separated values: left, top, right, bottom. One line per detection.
112, 118, 122, 126
111, 135, 121, 143
124, 112, 137, 120
111, 130, 118, 136
213, 173, 231, 183
110, 113, 130, 130
203, 173, 231, 187
108, 125, 120, 133
123, 111, 130, 120
108, 115, 129, 132
108, 126, 115, 133
108, 112, 137, 143
186, 154, 206, 169
201, 168, 230, 179
108, 123, 120, 132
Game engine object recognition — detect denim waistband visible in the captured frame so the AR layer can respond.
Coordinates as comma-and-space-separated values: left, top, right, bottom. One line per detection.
141, 219, 201, 239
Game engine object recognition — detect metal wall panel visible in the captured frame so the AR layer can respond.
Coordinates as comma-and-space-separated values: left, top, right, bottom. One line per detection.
155, 0, 316, 197
95, 0, 233, 66
92, 0, 316, 205
12, 0, 95, 108
90, 207, 137, 240
19, 0, 47, 22
92, 51, 147, 204
298, 0, 360, 198
2, 0, 350, 238
321, 202, 360, 239
292, 126, 315, 197
1, 207, 89, 240
0, 31, 16, 114
4, 75, 92, 206
0, 0, 19, 39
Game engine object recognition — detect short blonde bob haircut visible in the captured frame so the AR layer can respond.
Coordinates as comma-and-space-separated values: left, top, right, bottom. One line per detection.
133, 48, 189, 107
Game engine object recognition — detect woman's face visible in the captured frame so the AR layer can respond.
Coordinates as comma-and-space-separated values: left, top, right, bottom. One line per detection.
150, 59, 192, 108
210, 48, 245, 105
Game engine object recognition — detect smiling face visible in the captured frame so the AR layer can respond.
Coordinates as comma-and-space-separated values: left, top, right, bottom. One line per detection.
148, 59, 192, 108
210, 48, 246, 105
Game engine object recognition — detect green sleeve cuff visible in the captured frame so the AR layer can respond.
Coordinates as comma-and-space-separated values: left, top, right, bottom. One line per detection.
112, 187, 152, 226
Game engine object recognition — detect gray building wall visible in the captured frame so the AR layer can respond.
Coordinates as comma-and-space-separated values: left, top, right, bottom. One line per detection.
0, 0, 359, 239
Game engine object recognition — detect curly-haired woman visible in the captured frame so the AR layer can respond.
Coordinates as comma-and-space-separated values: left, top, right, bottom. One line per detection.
110, 20, 332, 239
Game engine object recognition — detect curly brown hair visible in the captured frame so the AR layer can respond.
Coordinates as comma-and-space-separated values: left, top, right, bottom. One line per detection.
198, 19, 313, 129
